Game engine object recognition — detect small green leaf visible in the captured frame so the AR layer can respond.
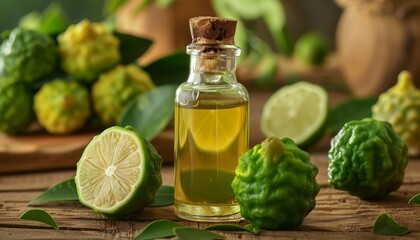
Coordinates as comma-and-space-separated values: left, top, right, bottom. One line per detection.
118, 84, 178, 140
149, 185, 174, 207
20, 209, 59, 230
372, 214, 410, 236
114, 31, 153, 64
409, 193, 420, 204
175, 227, 225, 240
29, 179, 78, 205
205, 224, 260, 234
133, 219, 182, 240
329, 97, 378, 134
143, 51, 189, 86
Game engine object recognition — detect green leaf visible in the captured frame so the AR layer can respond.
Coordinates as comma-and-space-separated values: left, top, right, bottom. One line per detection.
329, 97, 378, 134
143, 51, 189, 86
205, 224, 260, 234
118, 84, 178, 140
223, 0, 267, 20
39, 3, 69, 35
133, 219, 182, 240
149, 185, 174, 207
114, 31, 153, 64
29, 179, 78, 205
19, 3, 69, 36
104, 0, 128, 15
409, 193, 420, 204
175, 227, 225, 240
262, 0, 292, 55
211, 0, 247, 58
372, 214, 410, 236
20, 209, 59, 230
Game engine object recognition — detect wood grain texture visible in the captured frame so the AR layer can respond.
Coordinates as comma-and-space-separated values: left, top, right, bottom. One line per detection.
1, 155, 419, 239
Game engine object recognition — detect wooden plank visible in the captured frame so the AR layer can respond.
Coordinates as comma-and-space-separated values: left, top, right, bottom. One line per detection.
1, 158, 420, 239
0, 129, 175, 174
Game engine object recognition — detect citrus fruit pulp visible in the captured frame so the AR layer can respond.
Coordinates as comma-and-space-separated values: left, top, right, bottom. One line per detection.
260, 81, 328, 147
75, 126, 162, 219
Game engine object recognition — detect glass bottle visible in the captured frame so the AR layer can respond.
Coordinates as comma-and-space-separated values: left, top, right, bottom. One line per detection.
174, 17, 249, 222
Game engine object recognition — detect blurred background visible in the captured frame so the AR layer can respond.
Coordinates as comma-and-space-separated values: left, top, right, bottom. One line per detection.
3, 0, 420, 168
0, 0, 341, 56
0, 0, 342, 87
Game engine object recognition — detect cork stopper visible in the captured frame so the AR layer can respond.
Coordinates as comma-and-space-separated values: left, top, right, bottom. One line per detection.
189, 16, 237, 45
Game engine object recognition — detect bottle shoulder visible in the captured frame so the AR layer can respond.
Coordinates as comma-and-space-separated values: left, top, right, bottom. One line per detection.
175, 81, 249, 107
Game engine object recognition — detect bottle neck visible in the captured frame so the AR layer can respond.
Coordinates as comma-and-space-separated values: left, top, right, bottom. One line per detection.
187, 44, 241, 83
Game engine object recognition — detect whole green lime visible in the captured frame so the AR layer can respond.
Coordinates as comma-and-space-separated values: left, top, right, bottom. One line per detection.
328, 118, 408, 200
92, 65, 154, 126
0, 28, 57, 83
0, 80, 34, 134
232, 137, 319, 230
295, 32, 329, 66
34, 79, 90, 134
75, 126, 162, 219
58, 20, 120, 83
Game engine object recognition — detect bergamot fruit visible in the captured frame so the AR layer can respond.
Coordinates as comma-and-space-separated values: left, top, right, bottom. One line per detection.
58, 20, 120, 82
92, 65, 154, 126
34, 79, 90, 134
372, 70, 420, 155
232, 137, 319, 230
0, 79, 34, 134
328, 118, 408, 200
75, 126, 162, 219
0, 28, 57, 83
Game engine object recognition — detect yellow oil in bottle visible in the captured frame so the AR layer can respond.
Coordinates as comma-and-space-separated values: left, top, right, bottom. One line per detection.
174, 100, 248, 221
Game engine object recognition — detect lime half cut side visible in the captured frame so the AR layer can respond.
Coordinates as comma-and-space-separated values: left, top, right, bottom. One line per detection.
261, 82, 328, 147
75, 126, 162, 219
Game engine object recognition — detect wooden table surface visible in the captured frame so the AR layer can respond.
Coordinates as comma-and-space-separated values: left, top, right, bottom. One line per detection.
1, 156, 420, 239
1, 89, 420, 239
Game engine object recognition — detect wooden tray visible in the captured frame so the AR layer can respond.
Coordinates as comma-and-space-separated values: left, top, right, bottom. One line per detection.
0, 129, 174, 174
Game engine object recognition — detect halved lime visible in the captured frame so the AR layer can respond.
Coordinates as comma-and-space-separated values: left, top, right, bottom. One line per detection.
260, 81, 328, 147
75, 126, 162, 219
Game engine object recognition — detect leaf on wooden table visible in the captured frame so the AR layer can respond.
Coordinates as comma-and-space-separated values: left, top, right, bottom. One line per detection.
409, 193, 420, 204
372, 214, 410, 236
29, 178, 78, 205
132, 219, 182, 240
118, 84, 178, 141
114, 31, 153, 64
205, 224, 260, 234
19, 209, 59, 230
175, 227, 225, 240
148, 185, 174, 207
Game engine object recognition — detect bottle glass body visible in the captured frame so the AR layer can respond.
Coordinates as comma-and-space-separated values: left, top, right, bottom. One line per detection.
174, 44, 249, 221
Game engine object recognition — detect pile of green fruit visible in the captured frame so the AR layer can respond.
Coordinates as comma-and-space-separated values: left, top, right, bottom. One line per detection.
0, 20, 154, 135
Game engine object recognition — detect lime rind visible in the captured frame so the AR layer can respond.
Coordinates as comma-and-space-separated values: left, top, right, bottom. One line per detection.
75, 126, 162, 219
260, 82, 328, 147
